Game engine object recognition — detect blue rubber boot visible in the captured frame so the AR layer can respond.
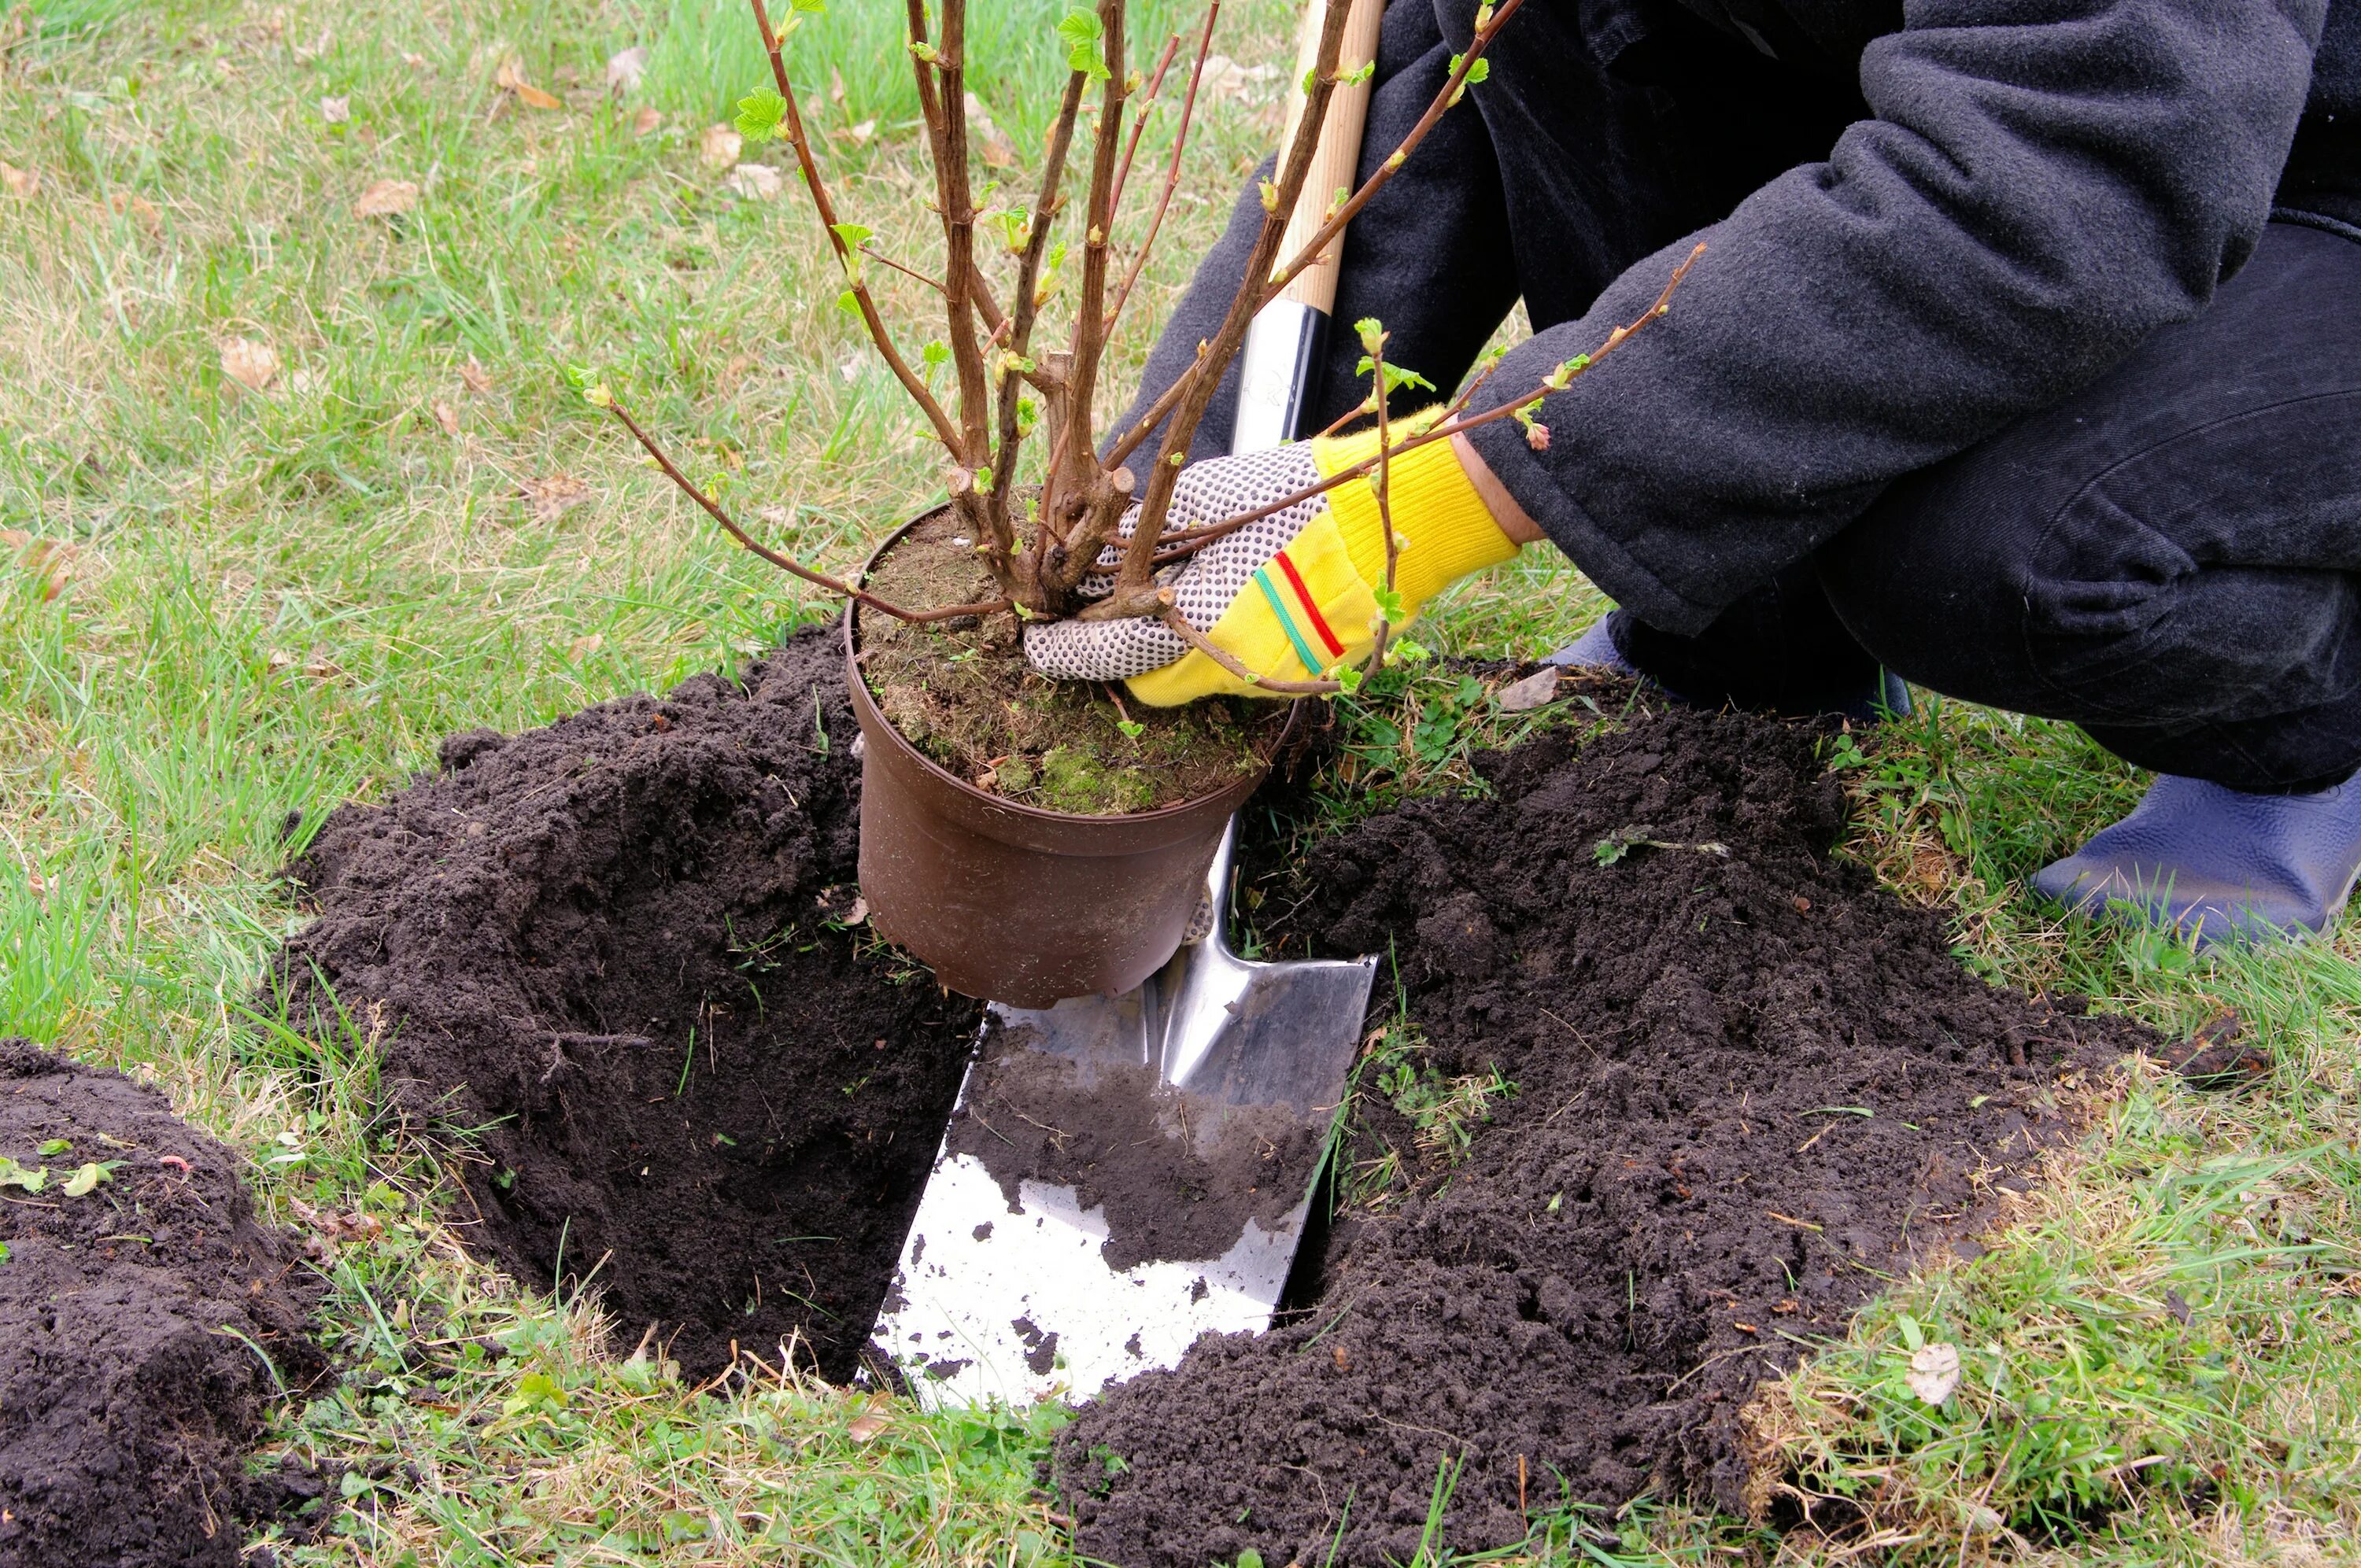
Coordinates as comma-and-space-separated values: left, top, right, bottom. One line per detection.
1546, 611, 1912, 723
2031, 773, 2361, 949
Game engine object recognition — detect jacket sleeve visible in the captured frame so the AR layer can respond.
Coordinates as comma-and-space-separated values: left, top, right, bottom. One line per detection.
1467, 0, 2327, 636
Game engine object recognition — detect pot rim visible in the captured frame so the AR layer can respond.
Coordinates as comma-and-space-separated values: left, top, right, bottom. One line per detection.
844, 509, 1301, 829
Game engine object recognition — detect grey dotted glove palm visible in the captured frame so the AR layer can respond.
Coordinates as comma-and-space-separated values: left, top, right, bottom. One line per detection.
1022, 445, 1330, 689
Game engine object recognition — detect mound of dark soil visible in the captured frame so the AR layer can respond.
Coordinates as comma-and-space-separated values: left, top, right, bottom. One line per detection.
0, 1039, 328, 1568
1054, 690, 2156, 1566
277, 629, 978, 1381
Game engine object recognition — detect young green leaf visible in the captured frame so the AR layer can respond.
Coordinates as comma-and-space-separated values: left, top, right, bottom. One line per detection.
921, 339, 950, 369
1115, 718, 1145, 740
828, 221, 874, 251
1055, 9, 1110, 81
61, 1161, 111, 1197
0, 1158, 46, 1193
734, 87, 787, 142
1373, 585, 1408, 623
37, 1138, 69, 1157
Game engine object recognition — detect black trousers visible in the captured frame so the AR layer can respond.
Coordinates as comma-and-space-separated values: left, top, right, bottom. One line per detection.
1125, 2, 2361, 793
1631, 220, 2361, 794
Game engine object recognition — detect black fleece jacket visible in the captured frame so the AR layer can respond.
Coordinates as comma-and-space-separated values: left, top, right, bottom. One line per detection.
1438, 0, 2348, 634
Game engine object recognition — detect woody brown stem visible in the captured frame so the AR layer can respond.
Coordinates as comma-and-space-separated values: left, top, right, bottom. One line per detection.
748, 0, 959, 456
1103, 0, 1520, 477
1114, 0, 1357, 592
1103, 0, 1220, 341
1107, 30, 1182, 222
1051, 0, 1132, 548
1162, 607, 1342, 693
1365, 326, 1398, 674
1257, 0, 1528, 310
605, 399, 1007, 625
985, 65, 1092, 603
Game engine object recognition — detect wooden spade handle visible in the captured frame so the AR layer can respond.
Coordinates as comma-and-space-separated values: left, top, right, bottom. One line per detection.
1273, 0, 1385, 314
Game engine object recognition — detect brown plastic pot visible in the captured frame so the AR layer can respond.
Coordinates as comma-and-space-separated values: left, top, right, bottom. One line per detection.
844, 515, 1289, 1008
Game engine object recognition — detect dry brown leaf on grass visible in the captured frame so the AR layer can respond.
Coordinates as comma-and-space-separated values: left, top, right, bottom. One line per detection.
218, 336, 282, 392
700, 124, 742, 169
606, 45, 648, 95
834, 118, 876, 147
267, 648, 345, 681
493, 59, 562, 110
430, 400, 460, 435
520, 474, 591, 522
353, 178, 419, 218
109, 190, 161, 230
963, 91, 1015, 168
847, 1411, 889, 1443
1197, 55, 1278, 99
631, 105, 661, 137
320, 94, 349, 123
1, 161, 37, 198
567, 633, 603, 662
459, 357, 493, 394
1, 529, 75, 602
1495, 666, 1561, 713
726, 163, 783, 201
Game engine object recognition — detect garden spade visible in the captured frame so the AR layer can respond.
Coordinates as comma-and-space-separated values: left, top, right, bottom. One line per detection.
866, 822, 1377, 1406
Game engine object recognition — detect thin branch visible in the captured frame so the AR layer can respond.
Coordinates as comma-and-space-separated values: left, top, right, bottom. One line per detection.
604, 398, 1007, 625
985, 64, 1092, 589
861, 245, 946, 296
1257, 0, 1528, 309
1105, 0, 1523, 474
1105, 0, 1219, 338
1113, 0, 1358, 592
1053, 0, 1134, 515
1162, 607, 1342, 694
1364, 323, 1397, 675
1106, 30, 1182, 223
932, 0, 992, 457
748, 0, 959, 454
1150, 243, 1705, 565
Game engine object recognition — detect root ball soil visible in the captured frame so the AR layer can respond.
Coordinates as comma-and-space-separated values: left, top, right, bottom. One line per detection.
0, 1039, 327, 1568
859, 508, 1277, 814
1052, 689, 2156, 1566
278, 630, 978, 1380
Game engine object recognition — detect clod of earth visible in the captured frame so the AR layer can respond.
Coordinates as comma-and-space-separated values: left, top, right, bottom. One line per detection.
1051, 684, 2157, 1567
275, 629, 977, 1381
0, 1040, 331, 1566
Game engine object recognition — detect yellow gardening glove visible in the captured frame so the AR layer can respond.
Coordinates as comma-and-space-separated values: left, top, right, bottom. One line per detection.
1022, 418, 1518, 704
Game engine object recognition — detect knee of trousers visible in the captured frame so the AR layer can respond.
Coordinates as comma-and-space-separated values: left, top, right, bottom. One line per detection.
1817, 441, 2361, 730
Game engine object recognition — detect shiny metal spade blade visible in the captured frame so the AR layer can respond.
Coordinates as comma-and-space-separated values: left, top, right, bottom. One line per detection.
867, 822, 1376, 1408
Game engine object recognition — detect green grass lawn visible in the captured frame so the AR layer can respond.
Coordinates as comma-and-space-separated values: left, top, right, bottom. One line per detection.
4, 0, 2359, 1562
